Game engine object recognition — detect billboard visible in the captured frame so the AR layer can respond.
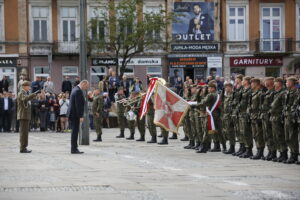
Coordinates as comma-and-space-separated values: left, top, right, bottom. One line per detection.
172, 2, 214, 41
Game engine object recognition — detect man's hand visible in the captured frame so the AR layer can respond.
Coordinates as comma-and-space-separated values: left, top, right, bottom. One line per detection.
80, 118, 84, 123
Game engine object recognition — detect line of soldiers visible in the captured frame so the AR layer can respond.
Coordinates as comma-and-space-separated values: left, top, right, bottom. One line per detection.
102, 76, 299, 165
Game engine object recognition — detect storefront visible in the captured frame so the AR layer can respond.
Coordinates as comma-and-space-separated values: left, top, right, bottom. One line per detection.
228, 56, 283, 77
0, 56, 18, 94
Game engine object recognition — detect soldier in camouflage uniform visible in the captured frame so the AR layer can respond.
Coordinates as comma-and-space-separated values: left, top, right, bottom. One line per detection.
270, 77, 288, 162
238, 77, 253, 158
197, 86, 209, 152
232, 75, 245, 156
147, 97, 157, 143
92, 89, 104, 142
158, 127, 169, 145
260, 77, 276, 160
222, 82, 235, 154
283, 77, 299, 164
115, 87, 127, 138
249, 78, 265, 160
295, 91, 300, 165
196, 81, 221, 153
135, 93, 146, 142
182, 86, 192, 144
17, 81, 38, 153
126, 92, 139, 140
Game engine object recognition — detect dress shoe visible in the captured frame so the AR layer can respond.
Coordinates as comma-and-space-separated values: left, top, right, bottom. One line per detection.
239, 148, 253, 158
116, 130, 125, 138
158, 137, 168, 145
223, 145, 235, 154
169, 133, 177, 140
180, 136, 189, 141
71, 149, 84, 154
20, 149, 32, 153
147, 137, 157, 143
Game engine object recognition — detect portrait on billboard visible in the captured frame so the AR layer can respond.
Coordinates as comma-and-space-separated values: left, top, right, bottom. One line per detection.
172, 2, 214, 41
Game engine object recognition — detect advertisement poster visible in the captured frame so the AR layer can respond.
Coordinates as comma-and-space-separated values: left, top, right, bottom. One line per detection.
172, 2, 214, 41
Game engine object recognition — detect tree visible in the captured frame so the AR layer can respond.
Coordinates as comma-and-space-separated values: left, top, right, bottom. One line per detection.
87, 0, 173, 78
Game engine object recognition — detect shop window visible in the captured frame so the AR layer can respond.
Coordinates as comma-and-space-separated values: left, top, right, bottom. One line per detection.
228, 7, 246, 41
90, 66, 106, 89
32, 7, 49, 42
62, 66, 78, 84
120, 66, 134, 76
147, 66, 162, 77
231, 68, 245, 76
266, 67, 280, 77
61, 7, 77, 42
34, 66, 50, 80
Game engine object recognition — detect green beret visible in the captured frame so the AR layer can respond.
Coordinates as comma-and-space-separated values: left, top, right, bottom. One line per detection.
251, 78, 261, 84
275, 77, 284, 84
287, 77, 298, 82
22, 81, 31, 87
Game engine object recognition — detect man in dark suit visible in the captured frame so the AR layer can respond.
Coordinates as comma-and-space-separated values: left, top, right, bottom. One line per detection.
187, 4, 214, 36
2, 76, 9, 92
0, 91, 13, 132
67, 80, 89, 154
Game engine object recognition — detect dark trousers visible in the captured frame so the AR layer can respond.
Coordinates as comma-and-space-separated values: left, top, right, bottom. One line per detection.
3, 110, 11, 132
71, 117, 80, 151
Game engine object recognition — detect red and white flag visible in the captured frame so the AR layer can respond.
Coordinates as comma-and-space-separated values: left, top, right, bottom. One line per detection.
206, 94, 221, 133
154, 82, 190, 133
139, 78, 158, 119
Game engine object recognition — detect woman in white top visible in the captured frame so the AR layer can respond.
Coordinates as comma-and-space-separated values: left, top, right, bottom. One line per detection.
59, 93, 69, 132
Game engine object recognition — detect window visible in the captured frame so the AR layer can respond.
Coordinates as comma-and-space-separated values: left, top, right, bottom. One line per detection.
145, 6, 162, 41
90, 66, 106, 88
121, 66, 134, 76
266, 67, 280, 77
0, 4, 3, 41
147, 66, 162, 77
231, 68, 245, 76
228, 7, 245, 41
118, 19, 133, 41
61, 7, 77, 42
32, 7, 49, 41
90, 7, 106, 41
261, 7, 282, 51
34, 66, 50, 80
62, 66, 78, 83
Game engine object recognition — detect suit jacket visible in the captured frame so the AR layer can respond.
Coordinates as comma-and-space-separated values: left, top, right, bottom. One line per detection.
2, 79, 9, 92
67, 86, 85, 119
188, 13, 213, 35
62, 80, 72, 93
0, 97, 13, 113
17, 90, 37, 120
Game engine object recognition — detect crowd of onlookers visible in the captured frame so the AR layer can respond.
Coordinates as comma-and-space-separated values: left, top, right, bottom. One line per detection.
0, 72, 299, 133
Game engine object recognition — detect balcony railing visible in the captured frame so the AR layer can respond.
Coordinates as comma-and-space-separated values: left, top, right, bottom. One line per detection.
255, 38, 292, 53
53, 41, 79, 54
29, 42, 53, 55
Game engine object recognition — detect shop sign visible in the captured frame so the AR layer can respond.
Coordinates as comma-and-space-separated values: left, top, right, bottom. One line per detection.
230, 57, 283, 67
119, 58, 161, 66
207, 57, 222, 68
169, 57, 207, 68
92, 58, 117, 66
171, 44, 218, 52
0, 58, 17, 67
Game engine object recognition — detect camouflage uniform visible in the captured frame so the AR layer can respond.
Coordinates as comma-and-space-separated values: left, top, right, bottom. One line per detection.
135, 98, 146, 141
222, 91, 235, 152
92, 94, 104, 141
115, 94, 127, 137
147, 98, 157, 143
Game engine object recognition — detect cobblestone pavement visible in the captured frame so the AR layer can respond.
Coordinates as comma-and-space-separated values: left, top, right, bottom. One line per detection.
0, 128, 299, 200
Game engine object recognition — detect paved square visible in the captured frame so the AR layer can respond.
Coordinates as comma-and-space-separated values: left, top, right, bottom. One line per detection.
0, 128, 299, 200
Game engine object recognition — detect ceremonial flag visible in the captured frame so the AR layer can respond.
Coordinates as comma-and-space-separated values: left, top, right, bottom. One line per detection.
139, 78, 158, 119
154, 82, 190, 133
206, 94, 221, 134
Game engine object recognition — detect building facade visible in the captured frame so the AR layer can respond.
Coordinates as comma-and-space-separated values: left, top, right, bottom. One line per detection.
0, 0, 298, 95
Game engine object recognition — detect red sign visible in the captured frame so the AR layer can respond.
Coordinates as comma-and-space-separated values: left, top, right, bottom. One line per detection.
230, 57, 283, 67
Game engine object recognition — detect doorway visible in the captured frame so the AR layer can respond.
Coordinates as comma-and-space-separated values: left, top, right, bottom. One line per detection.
184, 68, 194, 81
0, 67, 17, 94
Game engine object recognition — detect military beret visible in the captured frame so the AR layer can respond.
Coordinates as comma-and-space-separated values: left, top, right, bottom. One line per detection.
207, 80, 217, 88
251, 78, 261, 84
265, 77, 275, 81
275, 77, 284, 84
243, 76, 251, 82
190, 84, 197, 88
287, 76, 298, 82
224, 82, 233, 87
21, 81, 31, 86
236, 74, 244, 80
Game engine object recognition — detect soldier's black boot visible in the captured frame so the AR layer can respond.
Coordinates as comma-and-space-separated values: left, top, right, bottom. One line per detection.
251, 148, 264, 160
136, 135, 145, 142
196, 143, 208, 153
157, 134, 163, 137
267, 151, 277, 161
158, 137, 168, 145
239, 148, 253, 158
116, 130, 125, 138
222, 142, 227, 153
93, 135, 102, 142
277, 150, 288, 163
147, 136, 157, 143
180, 135, 189, 141
192, 141, 200, 150
233, 143, 245, 156
126, 132, 135, 140
272, 151, 279, 162
210, 142, 221, 152
224, 145, 235, 154
262, 150, 271, 160
284, 153, 298, 164
169, 133, 178, 140
184, 140, 195, 149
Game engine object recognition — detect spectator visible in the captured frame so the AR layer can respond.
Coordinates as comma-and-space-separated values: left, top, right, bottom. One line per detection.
98, 75, 108, 94
31, 76, 41, 93
206, 75, 213, 84
17, 75, 26, 92
51, 97, 61, 132
216, 76, 224, 91
59, 93, 69, 132
184, 76, 191, 88
0, 91, 13, 132
73, 76, 80, 87
0, 93, 3, 132
103, 92, 112, 128
198, 78, 206, 86
39, 94, 49, 132
11, 93, 17, 132
87, 91, 94, 130
296, 78, 300, 89
2, 76, 9, 92
49, 106, 56, 132
130, 77, 143, 93
30, 96, 40, 131
44, 77, 55, 94
108, 71, 120, 102
120, 75, 130, 98
170, 69, 180, 87
175, 76, 183, 96
62, 76, 72, 94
